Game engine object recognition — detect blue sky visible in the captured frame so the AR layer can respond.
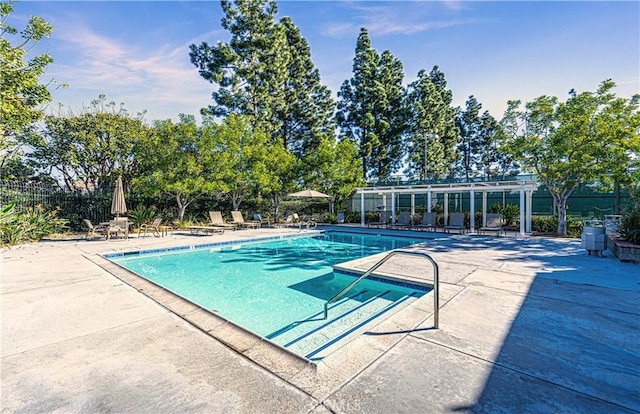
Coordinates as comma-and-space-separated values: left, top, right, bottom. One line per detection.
9, 1, 640, 123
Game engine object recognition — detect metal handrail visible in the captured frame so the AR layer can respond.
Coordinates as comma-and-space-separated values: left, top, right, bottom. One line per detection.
324, 249, 439, 328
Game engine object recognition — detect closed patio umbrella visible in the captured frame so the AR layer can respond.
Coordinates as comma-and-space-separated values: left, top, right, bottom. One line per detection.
111, 176, 127, 217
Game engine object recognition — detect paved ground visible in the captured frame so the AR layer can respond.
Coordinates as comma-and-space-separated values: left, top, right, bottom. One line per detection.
2, 226, 638, 413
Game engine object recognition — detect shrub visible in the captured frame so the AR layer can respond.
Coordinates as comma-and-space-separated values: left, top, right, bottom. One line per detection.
0, 204, 69, 246
488, 203, 520, 225
531, 215, 583, 238
619, 201, 640, 244
319, 212, 337, 224
129, 205, 158, 228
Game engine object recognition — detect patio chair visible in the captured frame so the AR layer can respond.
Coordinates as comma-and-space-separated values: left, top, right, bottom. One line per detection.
107, 219, 129, 240
231, 211, 261, 229
208, 211, 237, 230
138, 218, 163, 238
444, 212, 466, 233
389, 212, 412, 230
414, 212, 437, 232
479, 213, 505, 236
253, 214, 271, 227
83, 219, 108, 240
367, 211, 391, 228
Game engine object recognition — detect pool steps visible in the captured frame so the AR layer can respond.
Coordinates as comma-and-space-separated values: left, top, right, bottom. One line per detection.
267, 288, 421, 359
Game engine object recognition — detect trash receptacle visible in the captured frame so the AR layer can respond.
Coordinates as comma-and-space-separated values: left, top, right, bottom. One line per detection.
581, 220, 606, 257
337, 211, 345, 224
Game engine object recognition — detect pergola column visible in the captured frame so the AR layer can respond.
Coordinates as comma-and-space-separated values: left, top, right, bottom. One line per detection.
519, 186, 525, 236
391, 191, 396, 223
482, 192, 488, 227
427, 190, 432, 212
411, 193, 415, 215
444, 193, 449, 224
470, 187, 476, 233
360, 191, 365, 226
526, 189, 533, 233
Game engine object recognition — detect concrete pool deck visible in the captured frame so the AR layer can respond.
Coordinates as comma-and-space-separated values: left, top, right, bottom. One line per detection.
2, 226, 639, 413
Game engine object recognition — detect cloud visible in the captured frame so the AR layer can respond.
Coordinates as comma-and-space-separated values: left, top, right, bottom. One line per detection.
321, 2, 471, 38
47, 23, 222, 121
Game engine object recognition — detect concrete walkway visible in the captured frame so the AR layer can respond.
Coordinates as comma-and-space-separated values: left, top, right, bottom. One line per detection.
2, 227, 638, 413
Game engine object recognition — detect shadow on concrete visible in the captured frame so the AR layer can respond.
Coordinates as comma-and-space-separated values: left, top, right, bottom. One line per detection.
456, 239, 640, 411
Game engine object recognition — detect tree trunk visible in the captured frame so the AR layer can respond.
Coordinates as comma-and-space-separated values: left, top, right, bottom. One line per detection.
554, 193, 568, 235
176, 193, 188, 221
231, 193, 243, 211
272, 193, 281, 222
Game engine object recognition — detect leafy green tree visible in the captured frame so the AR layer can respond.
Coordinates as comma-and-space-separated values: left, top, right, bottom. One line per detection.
502, 80, 640, 235
21, 96, 151, 193
404, 66, 459, 180
135, 114, 228, 220
0, 1, 63, 179
214, 114, 272, 210
304, 137, 364, 212
336, 27, 406, 182
260, 137, 298, 221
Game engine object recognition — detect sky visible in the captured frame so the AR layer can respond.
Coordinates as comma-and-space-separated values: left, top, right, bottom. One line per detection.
8, 0, 640, 124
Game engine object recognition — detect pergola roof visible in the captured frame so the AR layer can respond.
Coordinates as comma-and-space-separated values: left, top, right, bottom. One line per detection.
356, 179, 539, 195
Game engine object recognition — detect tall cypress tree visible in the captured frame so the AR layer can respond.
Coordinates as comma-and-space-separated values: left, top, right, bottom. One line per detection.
455, 95, 482, 181
278, 16, 335, 156
189, 0, 287, 138
404, 66, 458, 180
336, 28, 406, 182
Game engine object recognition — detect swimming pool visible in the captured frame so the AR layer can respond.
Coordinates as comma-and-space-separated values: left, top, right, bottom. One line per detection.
106, 231, 431, 359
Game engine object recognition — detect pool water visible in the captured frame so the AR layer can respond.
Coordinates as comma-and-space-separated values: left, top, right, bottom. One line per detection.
109, 232, 430, 359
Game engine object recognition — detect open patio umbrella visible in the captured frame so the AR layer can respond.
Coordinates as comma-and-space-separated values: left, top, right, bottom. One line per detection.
111, 176, 127, 217
287, 189, 331, 199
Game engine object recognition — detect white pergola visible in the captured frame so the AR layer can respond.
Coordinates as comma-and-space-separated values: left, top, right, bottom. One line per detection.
356, 179, 539, 236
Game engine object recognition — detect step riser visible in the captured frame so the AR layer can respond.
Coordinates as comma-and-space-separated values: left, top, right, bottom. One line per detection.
270, 289, 420, 359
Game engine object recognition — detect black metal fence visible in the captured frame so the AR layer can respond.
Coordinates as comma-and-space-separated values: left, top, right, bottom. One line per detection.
0, 181, 114, 230
0, 181, 266, 231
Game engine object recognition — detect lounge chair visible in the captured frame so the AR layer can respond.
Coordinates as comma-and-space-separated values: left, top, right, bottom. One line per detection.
83, 219, 108, 240
187, 225, 225, 236
277, 213, 303, 230
367, 211, 390, 228
414, 212, 437, 232
231, 211, 261, 229
479, 213, 504, 236
138, 218, 163, 238
209, 211, 237, 230
444, 212, 466, 233
389, 212, 412, 230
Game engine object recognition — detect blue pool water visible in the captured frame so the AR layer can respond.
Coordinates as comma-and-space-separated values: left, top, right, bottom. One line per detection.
108, 231, 430, 358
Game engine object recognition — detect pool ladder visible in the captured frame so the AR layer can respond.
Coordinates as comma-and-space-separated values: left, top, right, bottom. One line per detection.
323, 249, 439, 329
